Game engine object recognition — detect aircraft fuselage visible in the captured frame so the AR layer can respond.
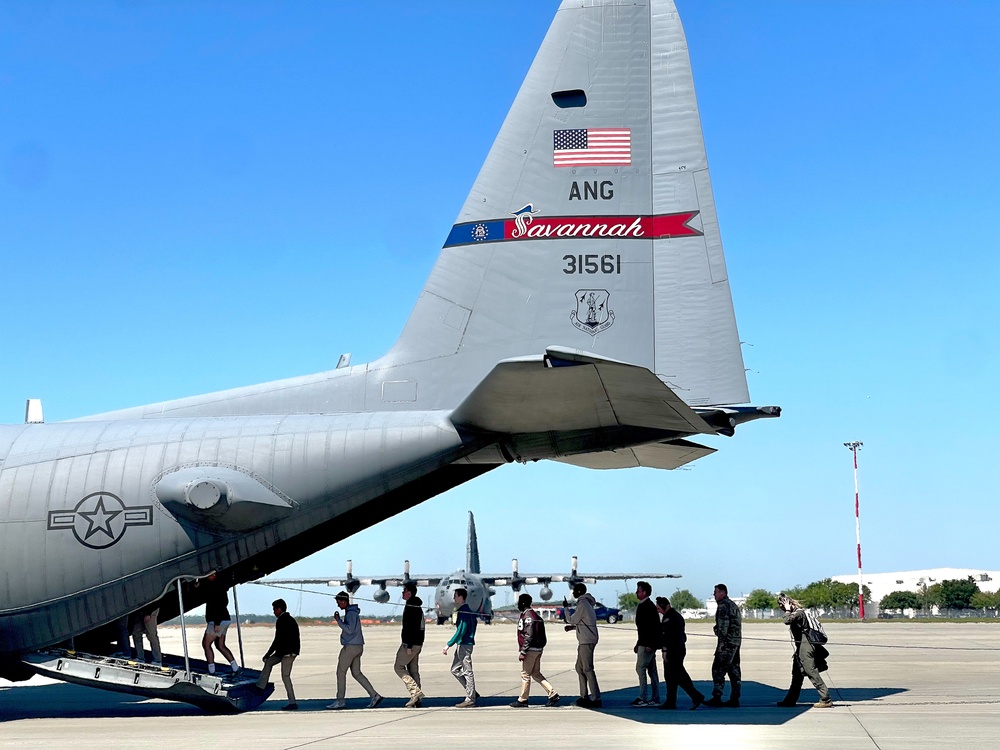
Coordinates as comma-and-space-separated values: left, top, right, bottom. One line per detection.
0, 410, 474, 656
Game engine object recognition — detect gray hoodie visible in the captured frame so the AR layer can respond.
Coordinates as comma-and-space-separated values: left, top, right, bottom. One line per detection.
336, 604, 364, 646
568, 593, 599, 645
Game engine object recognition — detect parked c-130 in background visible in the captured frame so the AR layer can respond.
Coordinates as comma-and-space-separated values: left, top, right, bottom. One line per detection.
1, 0, 778, 690
261, 511, 683, 625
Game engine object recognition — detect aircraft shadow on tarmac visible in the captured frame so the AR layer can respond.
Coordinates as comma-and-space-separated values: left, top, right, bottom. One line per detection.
587, 682, 907, 725
1, 681, 908, 722
0, 681, 203, 721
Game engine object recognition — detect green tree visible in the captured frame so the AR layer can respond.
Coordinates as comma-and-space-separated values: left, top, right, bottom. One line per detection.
924, 583, 943, 608
971, 590, 1000, 610
939, 577, 979, 609
618, 592, 639, 612
669, 589, 701, 610
783, 585, 808, 603
880, 591, 921, 610
786, 579, 871, 611
745, 589, 777, 610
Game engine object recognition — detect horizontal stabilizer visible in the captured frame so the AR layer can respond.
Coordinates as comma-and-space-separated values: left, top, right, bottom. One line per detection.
450, 351, 714, 437
554, 438, 715, 470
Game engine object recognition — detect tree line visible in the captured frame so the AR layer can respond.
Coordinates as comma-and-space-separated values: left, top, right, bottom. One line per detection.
617, 589, 702, 612
878, 577, 1000, 611
742, 576, 999, 613
743, 579, 871, 613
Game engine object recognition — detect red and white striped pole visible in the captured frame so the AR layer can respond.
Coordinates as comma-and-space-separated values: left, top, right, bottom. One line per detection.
844, 441, 865, 619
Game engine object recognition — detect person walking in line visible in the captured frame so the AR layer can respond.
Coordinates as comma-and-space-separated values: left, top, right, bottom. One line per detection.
199, 572, 239, 675
395, 582, 425, 707
256, 598, 300, 710
777, 593, 833, 708
631, 581, 661, 707
327, 592, 382, 710
510, 593, 559, 708
131, 602, 162, 666
655, 596, 704, 710
563, 583, 601, 708
705, 583, 742, 707
443, 588, 478, 707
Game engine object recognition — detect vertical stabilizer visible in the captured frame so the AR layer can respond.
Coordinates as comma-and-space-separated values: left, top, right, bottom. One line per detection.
466, 511, 481, 574
380, 0, 749, 410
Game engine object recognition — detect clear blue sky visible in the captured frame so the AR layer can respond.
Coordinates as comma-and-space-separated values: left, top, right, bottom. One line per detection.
2, 2, 998, 618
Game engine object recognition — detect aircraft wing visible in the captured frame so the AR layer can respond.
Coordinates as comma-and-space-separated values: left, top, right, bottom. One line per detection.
257, 576, 447, 588
480, 573, 681, 585
549, 573, 681, 582
451, 348, 716, 436
554, 439, 715, 470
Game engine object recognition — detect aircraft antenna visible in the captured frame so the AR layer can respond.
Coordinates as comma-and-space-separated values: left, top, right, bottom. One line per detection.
844, 441, 865, 619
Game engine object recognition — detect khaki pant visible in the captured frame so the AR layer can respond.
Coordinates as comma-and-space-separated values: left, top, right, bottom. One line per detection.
575, 643, 601, 700
131, 610, 161, 664
518, 650, 555, 702
337, 644, 376, 700
257, 654, 296, 703
393, 643, 422, 697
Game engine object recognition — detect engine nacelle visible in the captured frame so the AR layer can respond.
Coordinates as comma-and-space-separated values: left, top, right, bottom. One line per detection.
539, 585, 553, 601
373, 588, 390, 604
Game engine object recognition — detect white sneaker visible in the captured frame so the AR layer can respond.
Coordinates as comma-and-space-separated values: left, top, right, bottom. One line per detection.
367, 694, 383, 709
326, 701, 346, 710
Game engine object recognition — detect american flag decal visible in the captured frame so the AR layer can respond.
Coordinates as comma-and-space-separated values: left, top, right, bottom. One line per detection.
553, 128, 631, 167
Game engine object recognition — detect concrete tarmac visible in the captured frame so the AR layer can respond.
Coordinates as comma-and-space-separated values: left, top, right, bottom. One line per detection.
2, 620, 998, 748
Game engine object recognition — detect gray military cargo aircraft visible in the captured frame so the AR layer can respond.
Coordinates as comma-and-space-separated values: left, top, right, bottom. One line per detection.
260, 511, 682, 625
0, 0, 778, 698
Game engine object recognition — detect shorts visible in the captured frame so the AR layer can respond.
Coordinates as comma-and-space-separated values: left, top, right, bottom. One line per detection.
205, 620, 232, 637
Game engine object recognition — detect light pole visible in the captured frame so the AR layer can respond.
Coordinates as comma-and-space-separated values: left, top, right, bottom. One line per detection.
844, 441, 865, 619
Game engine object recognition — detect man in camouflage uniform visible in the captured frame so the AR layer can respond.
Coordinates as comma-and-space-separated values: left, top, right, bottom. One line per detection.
705, 583, 742, 707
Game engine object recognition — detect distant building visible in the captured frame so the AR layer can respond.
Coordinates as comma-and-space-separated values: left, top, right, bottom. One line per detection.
704, 596, 746, 617
832, 568, 999, 612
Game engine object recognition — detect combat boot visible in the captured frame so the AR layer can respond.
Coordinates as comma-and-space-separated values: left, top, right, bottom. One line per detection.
704, 696, 724, 708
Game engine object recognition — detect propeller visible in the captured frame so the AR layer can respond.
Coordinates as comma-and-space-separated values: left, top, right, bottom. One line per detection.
344, 559, 361, 594
565, 555, 584, 588
510, 558, 526, 592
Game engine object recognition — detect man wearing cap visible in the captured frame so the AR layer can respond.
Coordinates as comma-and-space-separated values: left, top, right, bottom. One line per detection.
326, 592, 382, 710
563, 582, 601, 708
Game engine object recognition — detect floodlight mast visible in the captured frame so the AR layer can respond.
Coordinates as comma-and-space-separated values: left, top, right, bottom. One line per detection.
844, 441, 865, 619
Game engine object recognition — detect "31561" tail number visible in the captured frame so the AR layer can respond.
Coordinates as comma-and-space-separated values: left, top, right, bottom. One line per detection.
562, 254, 622, 275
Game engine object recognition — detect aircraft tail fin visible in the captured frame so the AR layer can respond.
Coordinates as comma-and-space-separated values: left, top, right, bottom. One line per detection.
466, 511, 480, 574
379, 0, 749, 411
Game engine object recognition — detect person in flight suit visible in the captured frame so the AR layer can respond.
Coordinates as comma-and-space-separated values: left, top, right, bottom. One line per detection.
705, 583, 742, 707
777, 593, 833, 708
